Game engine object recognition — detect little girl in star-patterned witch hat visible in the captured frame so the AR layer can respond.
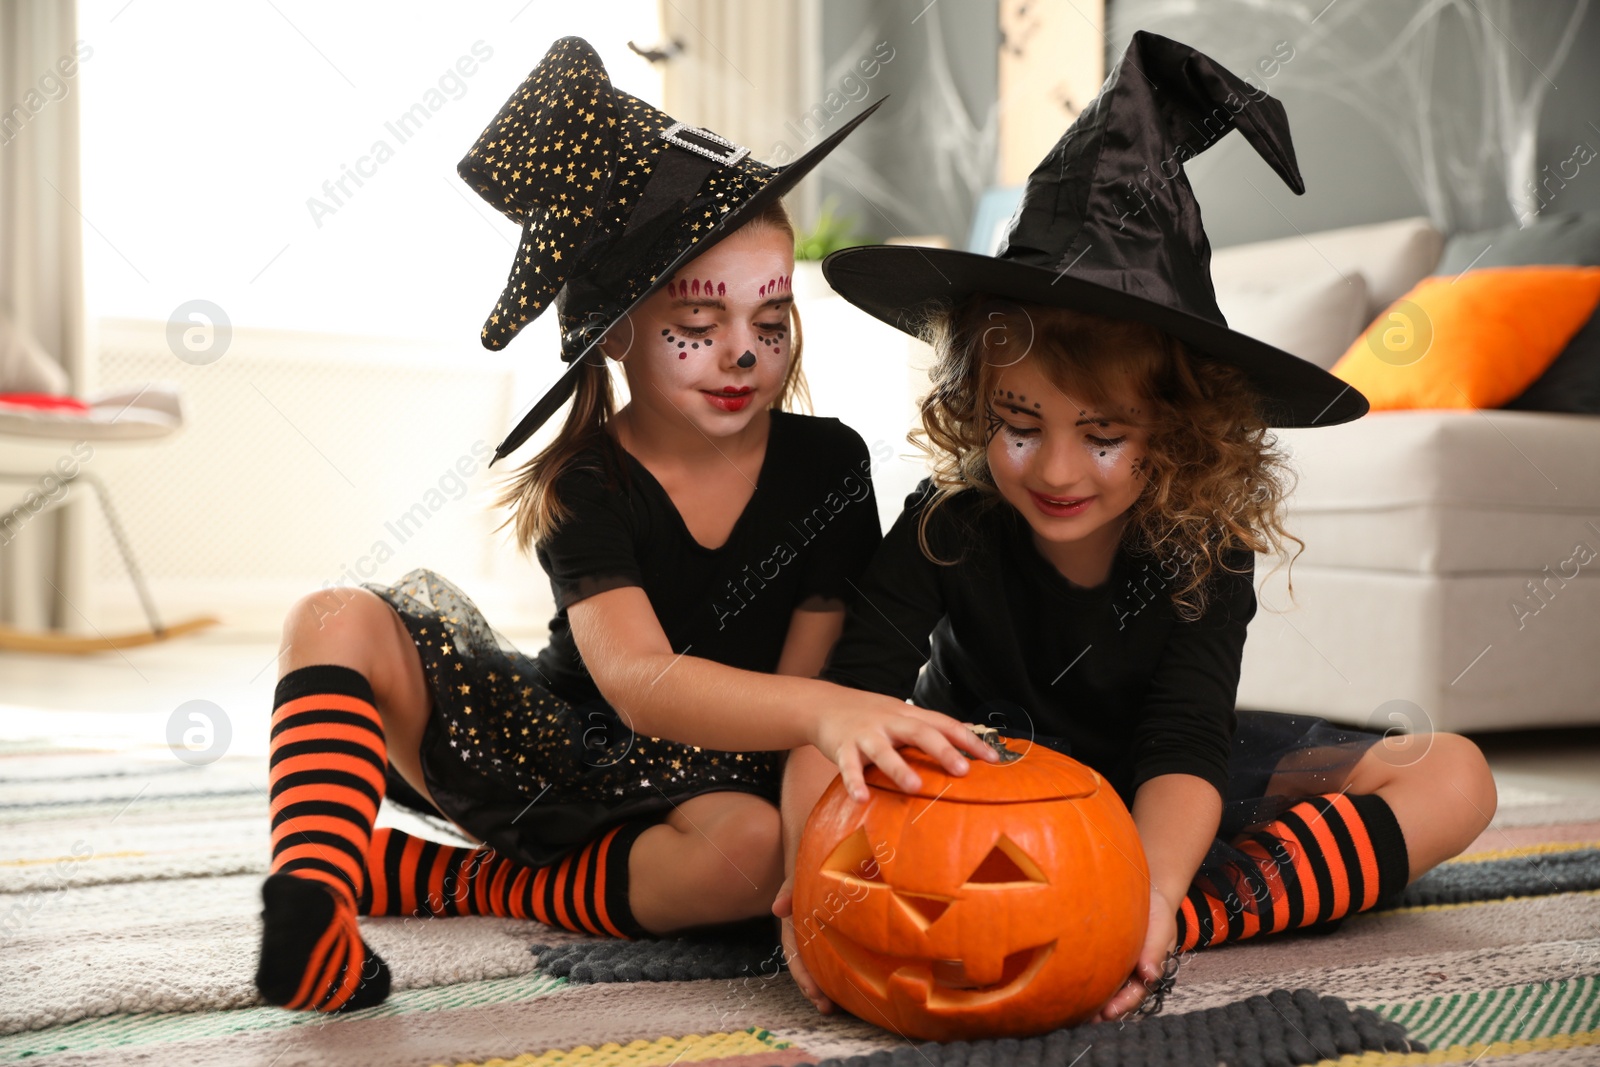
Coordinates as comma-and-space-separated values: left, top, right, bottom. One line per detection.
253, 36, 998, 1015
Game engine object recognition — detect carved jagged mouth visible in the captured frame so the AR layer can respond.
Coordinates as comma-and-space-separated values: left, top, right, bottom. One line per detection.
820, 926, 1057, 1007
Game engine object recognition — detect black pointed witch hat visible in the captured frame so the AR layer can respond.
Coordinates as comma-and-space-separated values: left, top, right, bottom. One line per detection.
458, 36, 882, 465
822, 30, 1366, 428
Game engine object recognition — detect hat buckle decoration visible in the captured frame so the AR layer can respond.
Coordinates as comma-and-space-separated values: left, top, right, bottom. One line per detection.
658, 122, 750, 166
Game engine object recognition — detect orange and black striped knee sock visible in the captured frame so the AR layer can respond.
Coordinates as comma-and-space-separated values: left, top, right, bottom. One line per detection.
360, 823, 651, 939
255, 664, 392, 1012
1175, 792, 1410, 952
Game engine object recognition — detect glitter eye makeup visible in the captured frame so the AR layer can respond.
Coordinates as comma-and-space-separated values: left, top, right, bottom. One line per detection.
1074, 414, 1128, 461
990, 408, 1041, 464
1091, 438, 1125, 468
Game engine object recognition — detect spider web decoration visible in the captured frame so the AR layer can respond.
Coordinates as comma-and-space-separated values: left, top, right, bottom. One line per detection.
1108, 0, 1592, 231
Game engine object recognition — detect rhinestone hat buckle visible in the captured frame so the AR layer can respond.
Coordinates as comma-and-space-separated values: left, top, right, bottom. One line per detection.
659, 121, 750, 166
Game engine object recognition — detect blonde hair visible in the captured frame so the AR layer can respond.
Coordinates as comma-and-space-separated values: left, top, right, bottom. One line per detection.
914, 296, 1301, 619
494, 199, 810, 555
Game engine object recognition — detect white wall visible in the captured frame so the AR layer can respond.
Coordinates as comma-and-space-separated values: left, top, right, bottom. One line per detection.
73, 1, 933, 640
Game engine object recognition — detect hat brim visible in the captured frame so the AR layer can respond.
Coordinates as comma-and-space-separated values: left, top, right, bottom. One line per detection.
599, 96, 886, 340
490, 100, 884, 464
821, 245, 1368, 428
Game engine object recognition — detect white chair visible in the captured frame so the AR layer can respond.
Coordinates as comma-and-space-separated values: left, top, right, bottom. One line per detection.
0, 316, 218, 653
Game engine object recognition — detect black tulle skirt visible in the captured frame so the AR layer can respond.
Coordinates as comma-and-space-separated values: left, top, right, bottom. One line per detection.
368, 567, 1387, 913
1201, 708, 1388, 910
363, 568, 785, 870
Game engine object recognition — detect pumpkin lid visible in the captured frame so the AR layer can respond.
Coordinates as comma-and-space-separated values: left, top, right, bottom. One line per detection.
862, 740, 1102, 803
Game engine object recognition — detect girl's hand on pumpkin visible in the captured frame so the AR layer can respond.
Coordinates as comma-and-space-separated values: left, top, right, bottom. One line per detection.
772, 877, 836, 1014
1094, 886, 1178, 1022
812, 699, 1001, 802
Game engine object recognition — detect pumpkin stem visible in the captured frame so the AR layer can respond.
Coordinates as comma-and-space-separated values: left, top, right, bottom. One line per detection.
964, 723, 1025, 763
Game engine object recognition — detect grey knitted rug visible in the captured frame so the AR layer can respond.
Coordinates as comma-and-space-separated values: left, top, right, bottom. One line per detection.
531, 847, 1600, 984
1380, 846, 1600, 908
803, 989, 1418, 1067
519, 847, 1600, 1064
6, 727, 1598, 1067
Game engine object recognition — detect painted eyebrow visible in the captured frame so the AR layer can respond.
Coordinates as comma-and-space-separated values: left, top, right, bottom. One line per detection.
994, 400, 1128, 426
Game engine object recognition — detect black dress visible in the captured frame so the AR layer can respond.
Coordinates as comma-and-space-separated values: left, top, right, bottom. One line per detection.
365, 412, 883, 869
821, 480, 1387, 909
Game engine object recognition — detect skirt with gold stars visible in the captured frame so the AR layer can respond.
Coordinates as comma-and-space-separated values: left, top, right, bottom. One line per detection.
362, 567, 785, 871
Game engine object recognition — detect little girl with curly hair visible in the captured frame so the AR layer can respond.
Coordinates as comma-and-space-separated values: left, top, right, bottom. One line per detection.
772, 31, 1498, 1023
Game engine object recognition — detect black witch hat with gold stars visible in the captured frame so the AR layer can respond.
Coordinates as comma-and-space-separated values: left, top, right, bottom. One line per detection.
459, 36, 881, 465
821, 30, 1366, 428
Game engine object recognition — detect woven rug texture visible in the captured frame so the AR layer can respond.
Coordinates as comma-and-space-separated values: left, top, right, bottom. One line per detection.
2, 728, 1598, 1067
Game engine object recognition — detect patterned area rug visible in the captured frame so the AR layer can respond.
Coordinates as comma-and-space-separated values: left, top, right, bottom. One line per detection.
2, 720, 1598, 1067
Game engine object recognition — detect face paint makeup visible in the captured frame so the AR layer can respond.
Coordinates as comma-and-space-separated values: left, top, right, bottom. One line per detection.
737, 351, 756, 369
755, 326, 787, 354
663, 276, 732, 359
757, 275, 792, 298
990, 388, 1043, 461
665, 279, 731, 298
999, 423, 1041, 461
661, 328, 706, 358
981, 359, 1156, 590
984, 388, 1008, 444
618, 223, 795, 442
1076, 411, 1131, 472
1090, 435, 1126, 472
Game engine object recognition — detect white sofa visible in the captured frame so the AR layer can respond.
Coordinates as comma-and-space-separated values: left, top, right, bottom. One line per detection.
1212, 218, 1600, 734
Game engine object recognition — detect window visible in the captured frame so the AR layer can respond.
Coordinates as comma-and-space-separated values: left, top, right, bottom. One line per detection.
78, 0, 663, 343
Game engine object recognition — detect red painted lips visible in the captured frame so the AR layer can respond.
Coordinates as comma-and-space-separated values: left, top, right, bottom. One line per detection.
1027, 490, 1094, 518
704, 386, 753, 412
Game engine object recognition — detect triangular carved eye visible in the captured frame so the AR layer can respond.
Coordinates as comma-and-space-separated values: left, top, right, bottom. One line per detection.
964, 835, 1047, 885
823, 828, 886, 883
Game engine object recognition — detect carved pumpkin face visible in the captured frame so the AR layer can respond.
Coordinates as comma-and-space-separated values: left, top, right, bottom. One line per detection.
792, 743, 1148, 1041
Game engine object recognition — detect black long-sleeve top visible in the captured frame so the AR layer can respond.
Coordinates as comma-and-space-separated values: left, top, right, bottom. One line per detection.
820, 480, 1256, 806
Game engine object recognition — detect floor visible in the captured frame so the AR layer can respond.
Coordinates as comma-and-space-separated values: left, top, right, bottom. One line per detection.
1, 628, 1598, 800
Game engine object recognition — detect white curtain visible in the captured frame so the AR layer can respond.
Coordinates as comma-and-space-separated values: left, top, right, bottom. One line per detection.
659, 0, 820, 222
0, 0, 89, 631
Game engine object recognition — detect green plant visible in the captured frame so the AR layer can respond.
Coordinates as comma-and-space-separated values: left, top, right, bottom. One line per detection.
794, 197, 868, 261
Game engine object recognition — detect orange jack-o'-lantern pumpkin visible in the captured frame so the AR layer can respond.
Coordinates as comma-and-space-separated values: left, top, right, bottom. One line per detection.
791, 738, 1149, 1041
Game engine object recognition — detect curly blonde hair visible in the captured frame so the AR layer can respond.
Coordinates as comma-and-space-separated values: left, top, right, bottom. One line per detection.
913, 295, 1301, 620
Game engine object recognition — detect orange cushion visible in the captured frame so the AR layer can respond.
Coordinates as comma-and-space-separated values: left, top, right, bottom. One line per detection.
1330, 266, 1600, 410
